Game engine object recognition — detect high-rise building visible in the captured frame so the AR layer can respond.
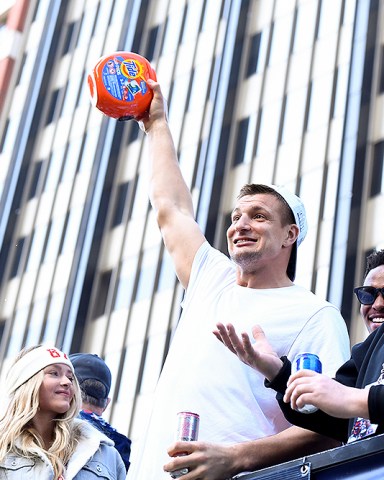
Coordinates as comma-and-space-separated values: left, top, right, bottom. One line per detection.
0, 0, 383, 446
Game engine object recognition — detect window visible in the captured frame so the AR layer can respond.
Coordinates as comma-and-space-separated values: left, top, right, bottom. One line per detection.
112, 182, 129, 226
379, 45, 384, 94
45, 88, 61, 125
370, 141, 384, 196
246, 32, 261, 77
29, 161, 43, 199
93, 270, 112, 318
10, 237, 26, 278
233, 117, 249, 166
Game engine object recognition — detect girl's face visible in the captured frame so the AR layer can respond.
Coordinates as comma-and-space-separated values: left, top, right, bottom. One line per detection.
38, 363, 75, 416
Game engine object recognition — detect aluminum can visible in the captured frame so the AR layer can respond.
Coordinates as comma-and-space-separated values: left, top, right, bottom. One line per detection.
170, 412, 200, 478
292, 353, 322, 414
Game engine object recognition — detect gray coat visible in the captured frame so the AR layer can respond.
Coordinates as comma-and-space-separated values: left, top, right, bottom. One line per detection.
0, 420, 126, 479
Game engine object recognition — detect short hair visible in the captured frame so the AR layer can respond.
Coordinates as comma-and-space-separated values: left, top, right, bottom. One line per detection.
80, 379, 109, 409
364, 249, 384, 279
237, 184, 295, 227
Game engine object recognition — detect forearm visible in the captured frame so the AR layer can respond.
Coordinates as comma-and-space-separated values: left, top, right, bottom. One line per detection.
147, 119, 194, 219
229, 427, 341, 473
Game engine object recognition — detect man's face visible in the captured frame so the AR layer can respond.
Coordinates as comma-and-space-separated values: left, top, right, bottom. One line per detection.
226, 194, 295, 273
361, 265, 384, 333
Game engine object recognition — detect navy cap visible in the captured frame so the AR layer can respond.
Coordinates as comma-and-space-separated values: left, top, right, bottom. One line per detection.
69, 353, 112, 399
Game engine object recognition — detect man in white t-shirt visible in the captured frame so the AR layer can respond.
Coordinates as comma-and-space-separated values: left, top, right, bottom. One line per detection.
127, 81, 350, 480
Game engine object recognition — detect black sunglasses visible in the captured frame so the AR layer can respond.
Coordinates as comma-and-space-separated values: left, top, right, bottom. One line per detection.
354, 286, 384, 305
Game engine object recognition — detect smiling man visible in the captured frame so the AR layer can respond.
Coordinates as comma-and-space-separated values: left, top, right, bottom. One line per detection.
127, 81, 350, 480
355, 249, 384, 333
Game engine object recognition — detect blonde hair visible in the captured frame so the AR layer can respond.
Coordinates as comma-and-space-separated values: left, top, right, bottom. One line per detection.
0, 346, 83, 478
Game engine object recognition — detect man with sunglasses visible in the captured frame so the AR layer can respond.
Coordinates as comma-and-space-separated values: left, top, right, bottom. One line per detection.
215, 249, 384, 445
354, 249, 384, 334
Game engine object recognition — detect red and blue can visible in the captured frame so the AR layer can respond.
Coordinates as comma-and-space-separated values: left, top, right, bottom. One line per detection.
292, 353, 322, 414
170, 412, 200, 478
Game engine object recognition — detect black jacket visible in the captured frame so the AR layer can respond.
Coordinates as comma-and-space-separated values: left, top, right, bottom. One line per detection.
266, 323, 384, 442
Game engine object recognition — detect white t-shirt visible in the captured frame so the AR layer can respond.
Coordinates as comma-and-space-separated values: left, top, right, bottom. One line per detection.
128, 242, 350, 480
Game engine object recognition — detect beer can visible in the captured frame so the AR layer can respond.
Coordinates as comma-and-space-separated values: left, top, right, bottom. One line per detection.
170, 412, 200, 478
292, 353, 322, 414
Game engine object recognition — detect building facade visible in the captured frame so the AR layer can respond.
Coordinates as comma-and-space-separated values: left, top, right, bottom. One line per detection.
0, 0, 383, 447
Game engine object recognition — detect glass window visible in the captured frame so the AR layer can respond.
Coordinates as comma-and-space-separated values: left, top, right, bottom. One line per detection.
268, 13, 294, 66
157, 251, 176, 292
61, 137, 82, 183
233, 117, 250, 166
292, 0, 318, 53
300, 168, 323, 227
7, 307, 29, 356
379, 45, 384, 94
26, 225, 48, 272
162, 8, 185, 55
246, 32, 261, 77
60, 208, 83, 254
181, 1, 202, 43
323, 160, 340, 220
93, 1, 113, 37
93, 270, 112, 318
139, 333, 166, 393
281, 88, 307, 143
112, 182, 129, 226
114, 257, 137, 310
135, 246, 160, 302
28, 160, 43, 199
332, 65, 349, 119
78, 127, 99, 173
342, 0, 357, 26
77, 4, 98, 47
201, 0, 221, 32
256, 100, 282, 156
62, 21, 76, 55
43, 290, 65, 343
317, 0, 342, 38
1, 115, 19, 157
0, 119, 9, 153
370, 141, 384, 197
10, 237, 26, 278
188, 61, 210, 111
61, 71, 83, 118
45, 88, 62, 125
146, 25, 159, 61
25, 297, 48, 345
43, 216, 66, 264
306, 74, 333, 131
44, 148, 65, 193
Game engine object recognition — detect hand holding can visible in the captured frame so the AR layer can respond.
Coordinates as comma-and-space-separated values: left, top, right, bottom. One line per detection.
292, 353, 322, 414
170, 412, 200, 479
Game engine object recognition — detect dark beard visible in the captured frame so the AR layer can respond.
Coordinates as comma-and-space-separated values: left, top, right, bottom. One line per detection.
229, 250, 262, 273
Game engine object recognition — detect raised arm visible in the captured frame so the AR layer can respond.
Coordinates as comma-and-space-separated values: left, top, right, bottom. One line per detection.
139, 81, 205, 288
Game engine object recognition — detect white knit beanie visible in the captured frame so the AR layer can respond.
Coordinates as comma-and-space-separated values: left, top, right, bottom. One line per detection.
5, 345, 74, 395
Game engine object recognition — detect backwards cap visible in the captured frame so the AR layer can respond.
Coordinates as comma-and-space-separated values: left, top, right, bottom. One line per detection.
268, 184, 308, 281
5, 346, 74, 395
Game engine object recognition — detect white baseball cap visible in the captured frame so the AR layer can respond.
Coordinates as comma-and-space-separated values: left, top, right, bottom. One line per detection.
268, 184, 308, 281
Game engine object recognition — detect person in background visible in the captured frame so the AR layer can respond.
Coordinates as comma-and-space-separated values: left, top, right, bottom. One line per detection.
215, 249, 384, 446
0, 345, 125, 479
126, 79, 350, 480
356, 249, 384, 334
70, 353, 131, 472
